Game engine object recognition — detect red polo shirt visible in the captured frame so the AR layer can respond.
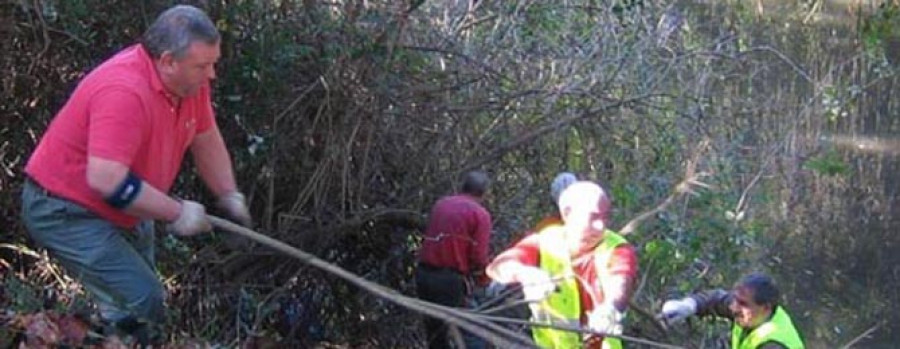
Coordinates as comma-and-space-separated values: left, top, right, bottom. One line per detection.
25, 44, 215, 228
418, 194, 492, 275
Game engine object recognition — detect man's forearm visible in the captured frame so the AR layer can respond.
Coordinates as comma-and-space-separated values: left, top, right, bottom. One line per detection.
486, 259, 526, 284
191, 128, 238, 197
601, 274, 633, 311
124, 183, 182, 221
690, 289, 733, 319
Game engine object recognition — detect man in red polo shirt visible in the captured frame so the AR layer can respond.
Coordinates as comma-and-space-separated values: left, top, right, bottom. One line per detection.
487, 181, 637, 349
416, 170, 492, 349
20, 5, 250, 343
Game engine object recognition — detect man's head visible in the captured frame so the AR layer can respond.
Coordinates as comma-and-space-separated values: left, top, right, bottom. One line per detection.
558, 181, 612, 253
460, 171, 490, 198
550, 172, 578, 205
730, 273, 779, 329
143, 5, 221, 97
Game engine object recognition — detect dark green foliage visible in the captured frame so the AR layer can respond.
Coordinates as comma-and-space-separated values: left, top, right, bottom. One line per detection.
804, 151, 849, 177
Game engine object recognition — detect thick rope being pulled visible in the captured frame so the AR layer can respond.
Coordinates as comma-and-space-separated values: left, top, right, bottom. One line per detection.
466, 312, 684, 349
211, 216, 684, 349
470, 285, 683, 349
208, 215, 535, 348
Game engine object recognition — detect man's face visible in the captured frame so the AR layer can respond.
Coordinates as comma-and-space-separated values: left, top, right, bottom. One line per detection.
563, 197, 608, 253
730, 286, 771, 329
161, 40, 220, 97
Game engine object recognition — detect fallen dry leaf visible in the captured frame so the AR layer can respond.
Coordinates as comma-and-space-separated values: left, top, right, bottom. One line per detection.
57, 314, 89, 345
22, 312, 61, 347
100, 335, 129, 349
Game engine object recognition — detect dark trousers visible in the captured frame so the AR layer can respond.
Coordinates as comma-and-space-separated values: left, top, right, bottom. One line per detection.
21, 179, 163, 345
416, 264, 467, 349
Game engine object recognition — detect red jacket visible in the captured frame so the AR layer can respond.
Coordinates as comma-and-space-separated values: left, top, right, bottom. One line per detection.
418, 194, 492, 276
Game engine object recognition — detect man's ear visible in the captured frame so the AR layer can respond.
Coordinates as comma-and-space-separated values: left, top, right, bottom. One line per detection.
560, 206, 571, 220
157, 51, 176, 73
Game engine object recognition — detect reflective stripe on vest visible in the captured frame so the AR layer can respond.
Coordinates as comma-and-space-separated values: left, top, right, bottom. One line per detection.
532, 226, 628, 348
731, 306, 805, 349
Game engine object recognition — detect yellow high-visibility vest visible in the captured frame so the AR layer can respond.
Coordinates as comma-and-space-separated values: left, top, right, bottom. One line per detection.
532, 226, 627, 349
731, 306, 804, 349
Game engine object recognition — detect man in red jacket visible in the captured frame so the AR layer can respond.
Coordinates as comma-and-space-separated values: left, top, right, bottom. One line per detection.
416, 171, 492, 349
20, 5, 250, 344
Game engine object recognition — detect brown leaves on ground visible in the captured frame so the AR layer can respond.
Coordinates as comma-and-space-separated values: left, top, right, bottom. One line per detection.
5, 311, 123, 348
4, 310, 231, 348
8, 311, 85, 347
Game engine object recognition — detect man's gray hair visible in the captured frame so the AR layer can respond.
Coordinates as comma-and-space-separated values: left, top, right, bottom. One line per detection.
142, 5, 220, 59
550, 172, 578, 204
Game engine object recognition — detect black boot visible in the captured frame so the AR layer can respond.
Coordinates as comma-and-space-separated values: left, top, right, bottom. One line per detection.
102, 317, 161, 348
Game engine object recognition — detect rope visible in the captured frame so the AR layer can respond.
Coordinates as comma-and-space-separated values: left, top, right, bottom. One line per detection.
470, 289, 684, 349
468, 312, 684, 349
208, 215, 535, 347
209, 215, 682, 349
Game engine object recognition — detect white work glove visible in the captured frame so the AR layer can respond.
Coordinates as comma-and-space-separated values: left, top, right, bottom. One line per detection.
588, 303, 624, 335
168, 200, 212, 236
517, 267, 556, 302
217, 191, 252, 227
660, 297, 698, 324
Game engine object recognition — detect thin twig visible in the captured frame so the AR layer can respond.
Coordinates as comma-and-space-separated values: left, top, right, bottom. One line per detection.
628, 299, 671, 340
16, 22, 88, 46
839, 322, 881, 349
733, 143, 780, 217
26, 0, 52, 74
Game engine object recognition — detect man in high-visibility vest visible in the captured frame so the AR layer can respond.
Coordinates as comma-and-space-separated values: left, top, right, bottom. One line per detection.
660, 273, 805, 349
487, 181, 638, 349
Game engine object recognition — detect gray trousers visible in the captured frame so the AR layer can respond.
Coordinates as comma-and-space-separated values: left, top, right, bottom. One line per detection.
20, 179, 165, 325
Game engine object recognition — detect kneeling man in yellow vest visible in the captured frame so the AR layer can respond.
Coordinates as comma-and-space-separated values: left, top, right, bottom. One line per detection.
487, 181, 638, 349
660, 273, 805, 349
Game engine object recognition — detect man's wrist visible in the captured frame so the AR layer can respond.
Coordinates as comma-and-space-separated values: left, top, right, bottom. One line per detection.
684, 296, 698, 313
502, 263, 530, 283
165, 199, 183, 222
218, 190, 241, 200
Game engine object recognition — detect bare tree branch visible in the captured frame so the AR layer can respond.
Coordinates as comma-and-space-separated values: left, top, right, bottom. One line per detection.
619, 139, 711, 236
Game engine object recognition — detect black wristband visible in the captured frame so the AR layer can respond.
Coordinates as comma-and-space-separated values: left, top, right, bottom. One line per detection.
105, 171, 143, 209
